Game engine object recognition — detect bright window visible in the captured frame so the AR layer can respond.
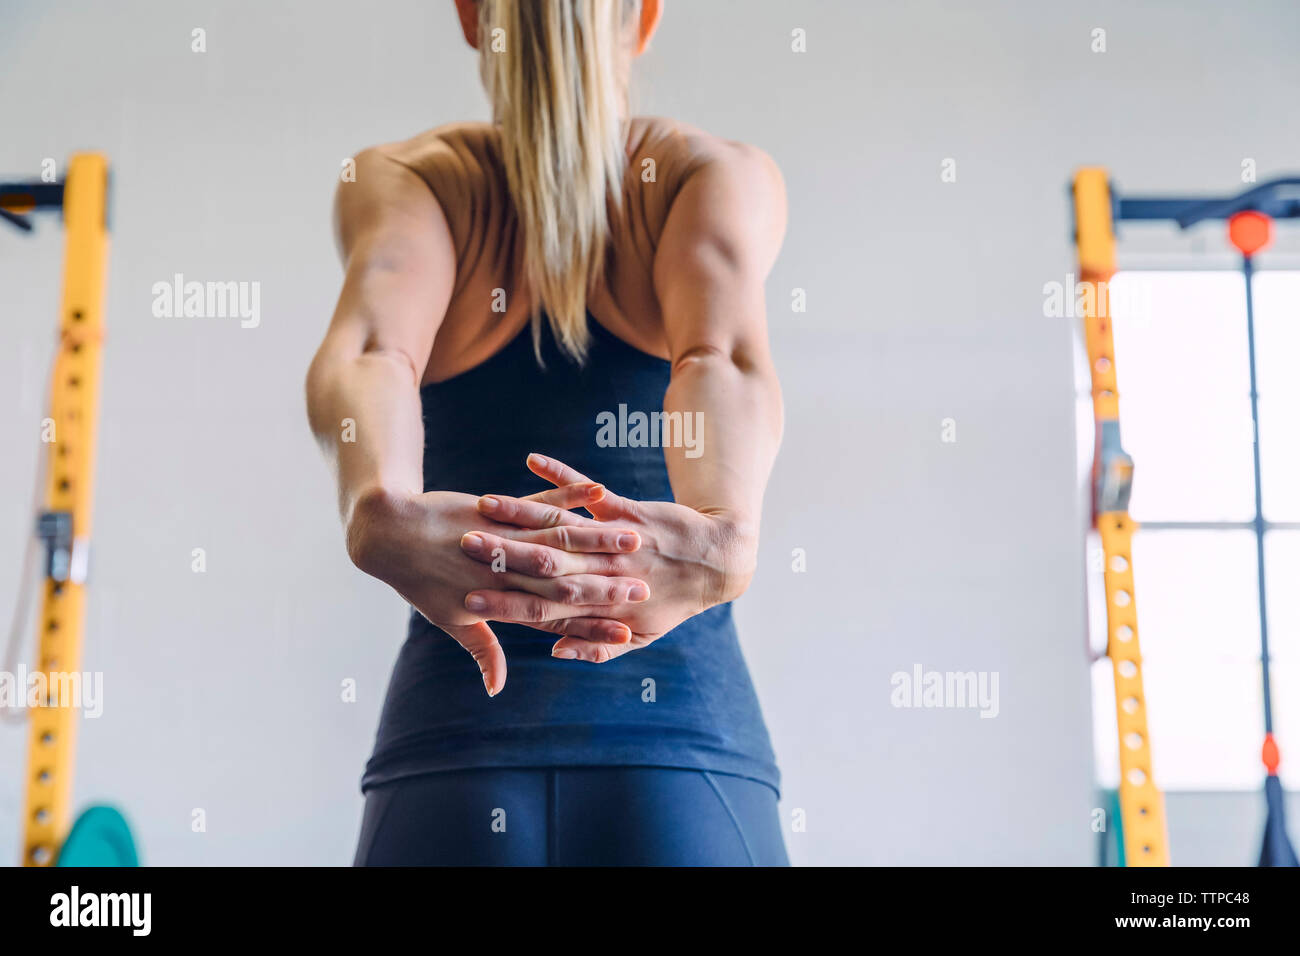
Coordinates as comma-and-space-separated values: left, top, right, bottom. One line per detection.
1087, 271, 1300, 791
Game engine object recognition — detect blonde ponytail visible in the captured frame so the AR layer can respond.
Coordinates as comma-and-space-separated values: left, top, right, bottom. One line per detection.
478, 0, 636, 362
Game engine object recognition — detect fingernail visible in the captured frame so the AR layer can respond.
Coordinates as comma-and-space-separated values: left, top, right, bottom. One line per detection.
466, 594, 488, 611
478, 496, 499, 513
461, 533, 484, 553
587, 483, 605, 499
483, 675, 496, 697
529, 454, 548, 468
628, 584, 649, 602
617, 533, 638, 551
552, 647, 579, 660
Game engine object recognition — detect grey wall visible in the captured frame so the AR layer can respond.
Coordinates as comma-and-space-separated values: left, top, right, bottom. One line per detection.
1, 0, 1296, 866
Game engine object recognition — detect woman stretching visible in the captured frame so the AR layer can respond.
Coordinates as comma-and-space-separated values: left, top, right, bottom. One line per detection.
306, 0, 787, 866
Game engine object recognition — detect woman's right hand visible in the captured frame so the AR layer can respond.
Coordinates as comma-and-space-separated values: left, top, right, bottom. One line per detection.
345, 485, 648, 697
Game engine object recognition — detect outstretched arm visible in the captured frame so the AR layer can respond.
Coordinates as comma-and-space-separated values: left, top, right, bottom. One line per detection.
654, 143, 787, 599
306, 149, 449, 529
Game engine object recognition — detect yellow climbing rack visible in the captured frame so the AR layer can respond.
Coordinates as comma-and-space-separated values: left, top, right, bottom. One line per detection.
1073, 168, 1169, 866
17, 154, 110, 866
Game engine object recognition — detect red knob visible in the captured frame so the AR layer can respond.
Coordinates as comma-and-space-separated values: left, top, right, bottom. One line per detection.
1262, 732, 1281, 774
1229, 210, 1272, 257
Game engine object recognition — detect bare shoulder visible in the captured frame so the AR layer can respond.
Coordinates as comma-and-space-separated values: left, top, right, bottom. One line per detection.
340, 122, 507, 268
367, 122, 501, 198
627, 116, 783, 197
623, 117, 785, 264
330, 141, 446, 264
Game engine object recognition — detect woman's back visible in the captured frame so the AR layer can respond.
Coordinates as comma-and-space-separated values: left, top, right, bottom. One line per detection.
361, 305, 781, 794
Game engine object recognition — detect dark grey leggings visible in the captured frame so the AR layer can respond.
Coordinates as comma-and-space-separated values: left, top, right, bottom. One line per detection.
354, 766, 790, 866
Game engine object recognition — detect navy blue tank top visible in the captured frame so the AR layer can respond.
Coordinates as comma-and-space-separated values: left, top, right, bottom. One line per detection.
360, 316, 780, 794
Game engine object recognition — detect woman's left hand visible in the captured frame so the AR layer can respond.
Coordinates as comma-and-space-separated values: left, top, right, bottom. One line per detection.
458, 453, 758, 662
